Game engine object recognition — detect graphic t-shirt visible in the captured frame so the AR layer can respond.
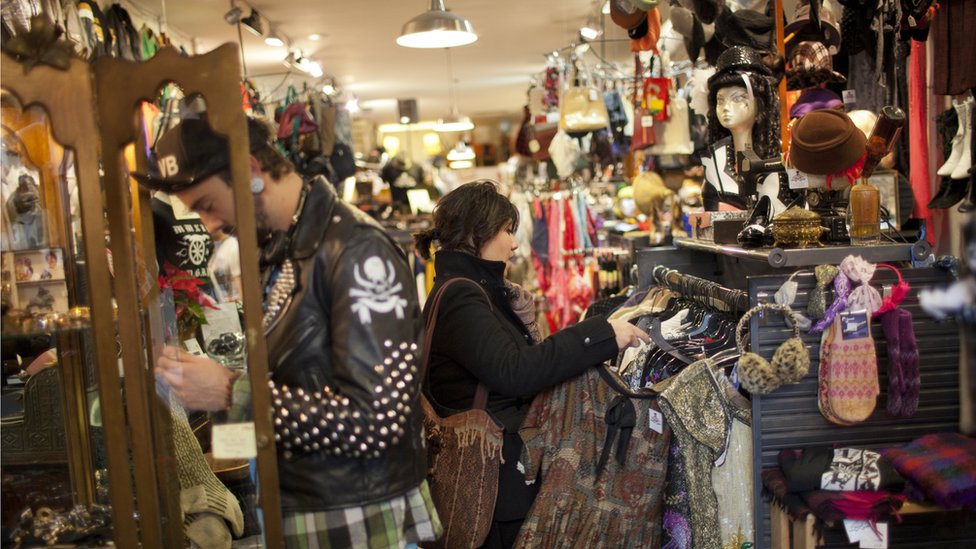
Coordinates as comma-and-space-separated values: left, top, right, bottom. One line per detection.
152, 195, 214, 295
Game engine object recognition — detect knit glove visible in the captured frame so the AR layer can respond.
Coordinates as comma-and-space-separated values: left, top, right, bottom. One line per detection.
505, 280, 542, 344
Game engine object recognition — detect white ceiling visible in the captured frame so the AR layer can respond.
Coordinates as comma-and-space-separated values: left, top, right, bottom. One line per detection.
133, 0, 641, 123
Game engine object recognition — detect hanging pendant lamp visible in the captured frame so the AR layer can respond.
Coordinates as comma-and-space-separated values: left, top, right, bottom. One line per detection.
435, 48, 474, 132
397, 0, 478, 49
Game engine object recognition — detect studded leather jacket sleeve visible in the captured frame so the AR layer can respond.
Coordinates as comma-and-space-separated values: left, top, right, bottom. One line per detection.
264, 204, 423, 462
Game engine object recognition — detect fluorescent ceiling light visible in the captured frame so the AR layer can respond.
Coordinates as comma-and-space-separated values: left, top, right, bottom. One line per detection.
397, 0, 477, 49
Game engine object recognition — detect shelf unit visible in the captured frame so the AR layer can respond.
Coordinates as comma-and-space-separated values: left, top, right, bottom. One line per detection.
634, 243, 965, 548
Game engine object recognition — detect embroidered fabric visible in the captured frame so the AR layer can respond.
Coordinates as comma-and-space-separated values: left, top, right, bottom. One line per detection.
658, 361, 732, 549
515, 367, 669, 548
711, 379, 755, 548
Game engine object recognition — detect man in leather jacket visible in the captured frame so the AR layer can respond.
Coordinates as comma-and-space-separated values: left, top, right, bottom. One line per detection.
141, 116, 440, 548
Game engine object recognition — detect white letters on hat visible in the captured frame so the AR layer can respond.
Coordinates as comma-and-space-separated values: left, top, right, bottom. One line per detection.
158, 155, 180, 177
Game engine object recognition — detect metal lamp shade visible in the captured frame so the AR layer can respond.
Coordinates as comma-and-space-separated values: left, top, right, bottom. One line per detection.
397, 0, 477, 48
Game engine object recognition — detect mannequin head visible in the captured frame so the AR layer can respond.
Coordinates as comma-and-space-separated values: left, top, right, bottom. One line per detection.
707, 46, 780, 158
715, 85, 757, 135
707, 70, 779, 158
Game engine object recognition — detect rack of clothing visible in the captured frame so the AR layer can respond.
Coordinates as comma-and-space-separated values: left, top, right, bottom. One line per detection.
516, 265, 756, 549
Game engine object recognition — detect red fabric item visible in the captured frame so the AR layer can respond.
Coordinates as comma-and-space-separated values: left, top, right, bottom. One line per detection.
909, 39, 936, 246
562, 200, 577, 256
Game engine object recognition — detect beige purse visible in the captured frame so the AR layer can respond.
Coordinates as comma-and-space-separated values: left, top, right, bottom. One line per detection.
559, 87, 609, 133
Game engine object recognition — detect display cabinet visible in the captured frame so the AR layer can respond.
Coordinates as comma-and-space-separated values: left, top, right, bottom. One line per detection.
1, 25, 281, 547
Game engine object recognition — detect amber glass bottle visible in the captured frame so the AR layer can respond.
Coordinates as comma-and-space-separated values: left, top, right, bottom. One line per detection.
849, 106, 905, 245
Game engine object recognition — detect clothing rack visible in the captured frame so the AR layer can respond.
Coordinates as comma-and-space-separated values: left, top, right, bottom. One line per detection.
651, 265, 749, 315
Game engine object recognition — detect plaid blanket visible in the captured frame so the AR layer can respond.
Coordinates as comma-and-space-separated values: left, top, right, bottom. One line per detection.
881, 433, 976, 510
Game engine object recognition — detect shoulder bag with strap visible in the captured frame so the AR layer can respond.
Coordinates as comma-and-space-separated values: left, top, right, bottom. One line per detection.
420, 277, 504, 549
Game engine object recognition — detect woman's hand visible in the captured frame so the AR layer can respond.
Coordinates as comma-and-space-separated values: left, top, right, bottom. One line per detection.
608, 319, 651, 351
155, 346, 237, 411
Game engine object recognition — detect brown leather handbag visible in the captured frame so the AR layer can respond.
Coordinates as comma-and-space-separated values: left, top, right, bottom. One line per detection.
421, 277, 504, 549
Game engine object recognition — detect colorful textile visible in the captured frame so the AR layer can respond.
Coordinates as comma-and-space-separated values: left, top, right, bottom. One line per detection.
282, 481, 441, 549
515, 367, 669, 548
804, 489, 905, 523
881, 433, 976, 509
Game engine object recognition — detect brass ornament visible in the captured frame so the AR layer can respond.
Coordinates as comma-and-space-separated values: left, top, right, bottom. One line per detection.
771, 206, 827, 248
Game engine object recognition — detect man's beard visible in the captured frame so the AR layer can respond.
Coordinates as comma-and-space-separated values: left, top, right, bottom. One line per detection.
253, 191, 273, 244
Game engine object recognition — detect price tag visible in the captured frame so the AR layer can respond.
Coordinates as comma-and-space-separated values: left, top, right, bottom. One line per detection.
844, 520, 888, 548
528, 139, 541, 153
787, 168, 809, 189
201, 302, 243, 347
843, 89, 857, 106
841, 310, 869, 340
648, 408, 664, 433
641, 115, 654, 127
212, 422, 257, 459
589, 89, 598, 102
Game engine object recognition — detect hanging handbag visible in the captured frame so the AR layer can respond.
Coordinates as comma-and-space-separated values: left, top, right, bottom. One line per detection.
529, 122, 559, 161
648, 95, 694, 155
559, 86, 609, 134
644, 76, 671, 121
421, 277, 504, 549
630, 55, 655, 151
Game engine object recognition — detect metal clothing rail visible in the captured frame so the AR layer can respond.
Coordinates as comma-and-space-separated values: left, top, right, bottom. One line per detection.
651, 265, 749, 315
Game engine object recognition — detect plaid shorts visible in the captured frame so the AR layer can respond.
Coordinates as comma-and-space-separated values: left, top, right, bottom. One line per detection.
282, 481, 442, 549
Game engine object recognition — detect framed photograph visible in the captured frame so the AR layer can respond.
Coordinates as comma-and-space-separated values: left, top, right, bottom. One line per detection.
16, 279, 68, 314
868, 171, 900, 231
12, 247, 64, 282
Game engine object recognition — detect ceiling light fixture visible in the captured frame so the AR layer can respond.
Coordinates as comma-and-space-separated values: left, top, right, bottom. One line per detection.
346, 96, 360, 114
435, 48, 474, 132
580, 16, 602, 40
397, 0, 478, 49
309, 33, 321, 41
265, 30, 284, 47
446, 142, 476, 165
307, 61, 323, 78
601, 1, 611, 15
224, 6, 242, 25
240, 8, 263, 37
322, 83, 336, 95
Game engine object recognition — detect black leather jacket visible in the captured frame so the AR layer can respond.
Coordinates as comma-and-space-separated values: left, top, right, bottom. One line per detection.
265, 177, 426, 511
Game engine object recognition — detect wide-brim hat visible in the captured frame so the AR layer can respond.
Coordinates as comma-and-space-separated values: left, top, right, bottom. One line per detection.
790, 109, 866, 175
610, 0, 648, 32
714, 6, 774, 51
785, 4, 842, 57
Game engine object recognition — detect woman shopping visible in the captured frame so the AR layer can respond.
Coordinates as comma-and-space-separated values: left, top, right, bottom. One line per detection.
413, 181, 649, 549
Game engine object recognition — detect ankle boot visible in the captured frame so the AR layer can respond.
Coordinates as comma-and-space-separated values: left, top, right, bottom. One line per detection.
938, 99, 965, 177
928, 176, 969, 209
951, 98, 973, 180
958, 176, 976, 213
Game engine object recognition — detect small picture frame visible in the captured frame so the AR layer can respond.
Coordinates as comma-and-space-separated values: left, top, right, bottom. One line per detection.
867, 171, 900, 231
17, 279, 68, 314
12, 247, 64, 282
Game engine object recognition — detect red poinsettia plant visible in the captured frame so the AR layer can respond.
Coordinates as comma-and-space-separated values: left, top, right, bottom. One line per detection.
158, 263, 218, 340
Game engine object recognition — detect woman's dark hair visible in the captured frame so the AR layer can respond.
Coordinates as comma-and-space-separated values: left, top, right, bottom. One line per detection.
413, 180, 519, 260
707, 70, 781, 159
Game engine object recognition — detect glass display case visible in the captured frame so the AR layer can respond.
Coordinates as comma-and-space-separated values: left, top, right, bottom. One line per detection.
1, 29, 281, 548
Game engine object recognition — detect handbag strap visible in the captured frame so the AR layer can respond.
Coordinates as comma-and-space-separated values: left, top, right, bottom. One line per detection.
420, 276, 492, 411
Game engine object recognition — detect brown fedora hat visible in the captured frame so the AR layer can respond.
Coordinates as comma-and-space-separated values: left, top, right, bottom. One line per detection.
790, 109, 866, 175
610, 0, 648, 31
